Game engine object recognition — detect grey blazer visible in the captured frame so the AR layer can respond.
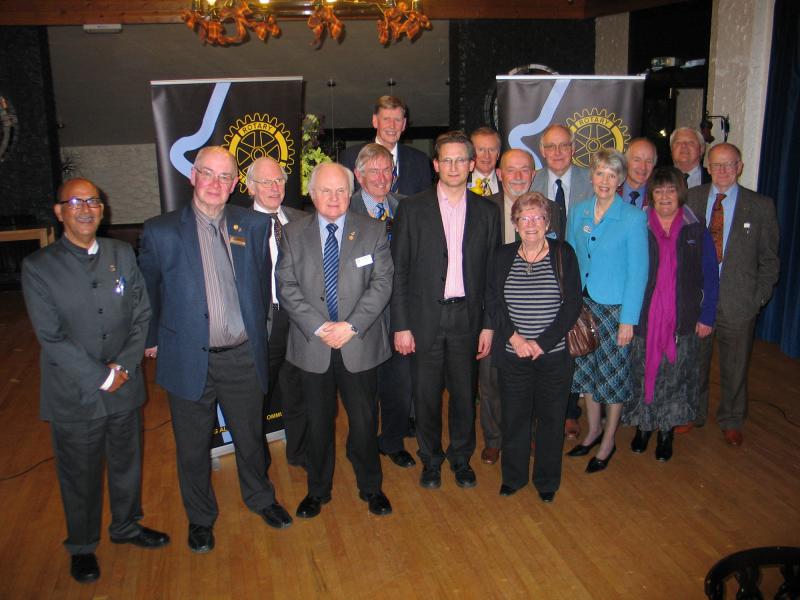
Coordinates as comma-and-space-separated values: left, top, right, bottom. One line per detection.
531, 165, 593, 239
22, 237, 151, 422
487, 191, 508, 239
349, 189, 401, 218
276, 211, 393, 374
687, 184, 779, 322
266, 204, 304, 333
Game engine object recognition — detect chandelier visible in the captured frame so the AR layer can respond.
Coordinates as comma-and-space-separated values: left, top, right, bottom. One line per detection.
182, 0, 431, 48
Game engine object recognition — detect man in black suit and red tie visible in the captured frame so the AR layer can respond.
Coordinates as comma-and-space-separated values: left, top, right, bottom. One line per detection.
391, 130, 501, 489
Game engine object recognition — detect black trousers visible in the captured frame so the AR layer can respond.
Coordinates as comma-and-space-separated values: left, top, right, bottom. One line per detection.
168, 341, 275, 527
377, 350, 413, 454
50, 408, 144, 555
300, 350, 382, 497
268, 306, 305, 464
498, 349, 574, 493
412, 301, 478, 469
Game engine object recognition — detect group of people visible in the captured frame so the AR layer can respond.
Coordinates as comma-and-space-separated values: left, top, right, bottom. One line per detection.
22, 94, 779, 584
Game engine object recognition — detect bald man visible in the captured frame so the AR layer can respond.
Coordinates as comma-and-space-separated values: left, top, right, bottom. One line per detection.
622, 138, 657, 209
23, 178, 169, 583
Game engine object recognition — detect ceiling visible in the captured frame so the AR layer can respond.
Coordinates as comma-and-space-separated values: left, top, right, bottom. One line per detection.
0, 0, 686, 25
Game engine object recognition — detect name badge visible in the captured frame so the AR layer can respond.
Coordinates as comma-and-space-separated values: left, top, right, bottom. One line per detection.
230, 235, 246, 246
355, 254, 373, 268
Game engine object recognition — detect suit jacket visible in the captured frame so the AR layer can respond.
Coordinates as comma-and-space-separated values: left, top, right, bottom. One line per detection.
264, 204, 304, 334
139, 203, 272, 401
349, 189, 401, 218
687, 184, 779, 322
531, 165, 593, 240
390, 187, 502, 354
340, 142, 434, 196
22, 237, 150, 422
487, 191, 510, 240
276, 211, 393, 374
566, 195, 649, 325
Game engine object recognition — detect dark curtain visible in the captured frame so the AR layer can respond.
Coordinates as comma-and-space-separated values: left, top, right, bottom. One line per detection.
756, 0, 800, 358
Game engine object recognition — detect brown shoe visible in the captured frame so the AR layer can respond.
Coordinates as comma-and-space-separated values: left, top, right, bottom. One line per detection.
674, 423, 693, 434
564, 418, 580, 439
723, 429, 743, 446
481, 447, 500, 464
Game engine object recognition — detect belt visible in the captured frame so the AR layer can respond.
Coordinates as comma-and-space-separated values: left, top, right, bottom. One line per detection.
207, 341, 246, 354
438, 296, 466, 305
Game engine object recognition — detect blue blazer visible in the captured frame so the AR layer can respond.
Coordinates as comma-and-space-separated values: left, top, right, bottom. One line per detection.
566, 195, 649, 325
139, 204, 272, 401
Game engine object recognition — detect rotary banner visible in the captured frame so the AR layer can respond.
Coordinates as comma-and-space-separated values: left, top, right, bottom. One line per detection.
151, 76, 302, 213
497, 75, 645, 169
151, 76, 302, 453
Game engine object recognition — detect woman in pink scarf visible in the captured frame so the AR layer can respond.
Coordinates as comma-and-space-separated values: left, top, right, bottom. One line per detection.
622, 167, 719, 461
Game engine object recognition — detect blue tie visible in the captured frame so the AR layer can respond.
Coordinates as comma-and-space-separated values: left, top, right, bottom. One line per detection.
374, 203, 385, 220
629, 190, 640, 206
555, 178, 566, 212
323, 223, 339, 322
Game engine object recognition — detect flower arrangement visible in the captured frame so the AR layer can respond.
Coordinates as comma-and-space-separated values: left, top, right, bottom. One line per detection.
301, 114, 332, 195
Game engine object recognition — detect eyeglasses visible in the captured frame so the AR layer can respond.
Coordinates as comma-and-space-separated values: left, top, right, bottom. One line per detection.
542, 143, 573, 153
251, 177, 286, 188
194, 166, 237, 185
708, 161, 740, 172
517, 215, 547, 224
57, 197, 103, 210
437, 157, 470, 167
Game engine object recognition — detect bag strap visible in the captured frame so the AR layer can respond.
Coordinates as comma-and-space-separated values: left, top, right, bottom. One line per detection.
554, 241, 565, 301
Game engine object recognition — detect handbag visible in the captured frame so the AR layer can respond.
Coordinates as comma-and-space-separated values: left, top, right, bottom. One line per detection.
554, 244, 600, 357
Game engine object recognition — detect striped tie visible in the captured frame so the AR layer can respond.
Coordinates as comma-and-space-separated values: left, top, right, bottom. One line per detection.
323, 223, 339, 321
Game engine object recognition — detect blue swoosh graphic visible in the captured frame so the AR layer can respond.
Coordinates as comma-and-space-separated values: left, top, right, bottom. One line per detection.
169, 82, 232, 178
508, 79, 571, 170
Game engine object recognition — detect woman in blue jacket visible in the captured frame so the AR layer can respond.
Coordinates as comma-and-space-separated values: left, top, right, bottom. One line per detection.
565, 148, 649, 473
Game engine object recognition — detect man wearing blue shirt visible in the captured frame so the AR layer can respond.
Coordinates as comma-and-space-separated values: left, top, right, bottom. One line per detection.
622, 138, 657, 209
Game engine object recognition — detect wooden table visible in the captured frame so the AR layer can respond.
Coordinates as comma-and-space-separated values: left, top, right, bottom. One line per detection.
0, 226, 55, 247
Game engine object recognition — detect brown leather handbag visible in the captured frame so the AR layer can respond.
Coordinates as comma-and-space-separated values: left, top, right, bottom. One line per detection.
554, 244, 600, 357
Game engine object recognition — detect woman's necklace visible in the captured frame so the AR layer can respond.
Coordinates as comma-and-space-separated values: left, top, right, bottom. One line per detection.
520, 240, 547, 274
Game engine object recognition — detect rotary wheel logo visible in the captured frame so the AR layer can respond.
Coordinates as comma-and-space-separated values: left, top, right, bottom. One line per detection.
223, 113, 295, 192
566, 108, 630, 168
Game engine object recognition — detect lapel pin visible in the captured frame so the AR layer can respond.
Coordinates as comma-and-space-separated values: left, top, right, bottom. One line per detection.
348, 231, 356, 241
233, 223, 240, 231
109, 264, 117, 272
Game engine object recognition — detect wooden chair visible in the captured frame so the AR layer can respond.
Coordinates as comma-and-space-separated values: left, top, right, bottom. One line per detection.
704, 546, 800, 599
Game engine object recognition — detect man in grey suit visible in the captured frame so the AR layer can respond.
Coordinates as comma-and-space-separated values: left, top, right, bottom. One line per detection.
277, 162, 394, 518
22, 178, 169, 584
479, 148, 536, 465
245, 157, 306, 468
687, 143, 779, 446
530, 124, 592, 438
349, 143, 416, 469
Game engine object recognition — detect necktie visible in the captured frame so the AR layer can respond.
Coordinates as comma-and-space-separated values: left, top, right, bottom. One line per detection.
480, 177, 490, 195
391, 164, 399, 193
374, 203, 385, 220
709, 193, 725, 262
684, 172, 690, 183
555, 179, 566, 212
210, 221, 246, 342
323, 223, 339, 322
629, 190, 640, 206
269, 213, 282, 244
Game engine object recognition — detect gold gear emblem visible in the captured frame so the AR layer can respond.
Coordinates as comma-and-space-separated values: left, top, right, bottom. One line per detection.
566, 108, 630, 169
223, 113, 295, 193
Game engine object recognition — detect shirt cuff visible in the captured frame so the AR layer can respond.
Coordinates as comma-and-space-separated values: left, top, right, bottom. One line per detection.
100, 368, 116, 390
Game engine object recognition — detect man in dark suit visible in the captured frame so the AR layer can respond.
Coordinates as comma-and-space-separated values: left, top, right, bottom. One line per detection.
245, 157, 306, 468
478, 148, 536, 464
339, 95, 433, 196
392, 131, 501, 489
687, 143, 779, 446
349, 143, 415, 469
467, 126, 501, 196
277, 162, 394, 518
671, 127, 712, 188
22, 178, 169, 584
139, 146, 292, 554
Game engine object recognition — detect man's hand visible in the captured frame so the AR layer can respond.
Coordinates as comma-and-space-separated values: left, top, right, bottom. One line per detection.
617, 323, 634, 347
394, 330, 416, 355
695, 322, 713, 338
144, 346, 158, 359
476, 329, 493, 359
106, 363, 129, 393
319, 322, 357, 349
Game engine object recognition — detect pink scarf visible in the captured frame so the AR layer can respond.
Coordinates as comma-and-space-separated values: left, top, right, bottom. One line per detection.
644, 207, 684, 403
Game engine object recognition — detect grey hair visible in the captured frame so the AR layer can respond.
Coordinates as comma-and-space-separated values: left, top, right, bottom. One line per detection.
669, 127, 706, 152
590, 148, 627, 182
539, 124, 574, 147
354, 143, 394, 175
246, 157, 288, 187
308, 162, 354, 196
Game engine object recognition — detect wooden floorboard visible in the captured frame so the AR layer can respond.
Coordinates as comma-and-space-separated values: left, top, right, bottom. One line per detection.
1, 289, 798, 599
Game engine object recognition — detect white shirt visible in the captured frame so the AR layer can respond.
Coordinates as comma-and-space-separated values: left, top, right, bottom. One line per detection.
469, 170, 499, 195
547, 167, 574, 213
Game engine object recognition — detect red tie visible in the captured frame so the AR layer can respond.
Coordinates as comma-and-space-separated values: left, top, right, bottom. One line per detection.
709, 193, 725, 262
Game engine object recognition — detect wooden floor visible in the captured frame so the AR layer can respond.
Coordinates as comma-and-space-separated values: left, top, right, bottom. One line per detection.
1, 289, 798, 599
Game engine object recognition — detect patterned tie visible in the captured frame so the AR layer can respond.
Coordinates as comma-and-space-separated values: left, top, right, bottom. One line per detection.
480, 177, 490, 196
323, 223, 339, 321
269, 212, 282, 244
391, 164, 398, 193
629, 190, 640, 206
555, 178, 566, 212
374, 203, 385, 220
709, 193, 725, 263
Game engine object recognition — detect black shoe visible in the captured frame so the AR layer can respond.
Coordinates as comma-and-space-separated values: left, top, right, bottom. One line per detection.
453, 464, 477, 488
70, 553, 100, 583
586, 446, 616, 473
655, 429, 674, 462
188, 524, 214, 553
566, 435, 602, 457
111, 526, 170, 549
499, 484, 519, 497
419, 465, 441, 489
630, 428, 653, 454
295, 494, 331, 519
538, 491, 556, 503
380, 449, 416, 468
358, 490, 393, 516
259, 503, 293, 529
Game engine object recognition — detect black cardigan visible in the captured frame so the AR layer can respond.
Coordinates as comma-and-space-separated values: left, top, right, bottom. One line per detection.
486, 238, 583, 368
